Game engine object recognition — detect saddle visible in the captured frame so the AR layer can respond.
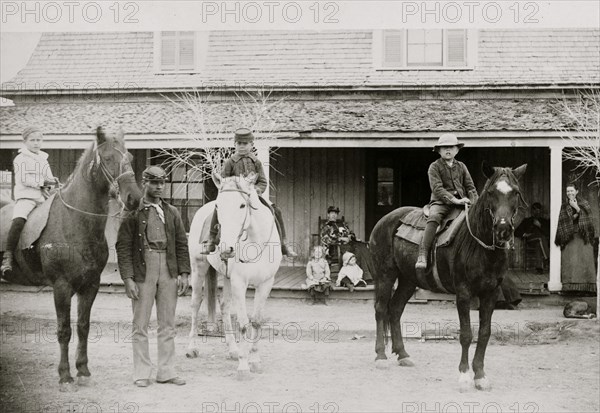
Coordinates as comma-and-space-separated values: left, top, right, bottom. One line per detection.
0, 194, 56, 252
395, 206, 465, 248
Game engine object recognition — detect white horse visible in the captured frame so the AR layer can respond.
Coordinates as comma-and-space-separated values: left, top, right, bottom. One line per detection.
186, 173, 282, 380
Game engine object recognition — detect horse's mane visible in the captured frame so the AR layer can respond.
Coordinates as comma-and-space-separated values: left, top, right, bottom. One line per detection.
454, 167, 522, 260
60, 141, 98, 191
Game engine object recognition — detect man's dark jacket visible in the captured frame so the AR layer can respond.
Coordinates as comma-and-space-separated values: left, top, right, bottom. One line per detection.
116, 199, 191, 282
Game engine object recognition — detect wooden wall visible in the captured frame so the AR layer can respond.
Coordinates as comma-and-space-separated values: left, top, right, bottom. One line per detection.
270, 148, 366, 263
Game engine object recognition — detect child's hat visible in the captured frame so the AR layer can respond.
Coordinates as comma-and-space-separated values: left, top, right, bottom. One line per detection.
433, 133, 464, 151
22, 126, 42, 140
142, 165, 167, 182
342, 251, 355, 266
234, 128, 254, 143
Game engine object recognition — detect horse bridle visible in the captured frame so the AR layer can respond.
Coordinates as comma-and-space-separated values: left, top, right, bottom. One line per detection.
217, 187, 276, 267
58, 142, 135, 218
464, 174, 527, 251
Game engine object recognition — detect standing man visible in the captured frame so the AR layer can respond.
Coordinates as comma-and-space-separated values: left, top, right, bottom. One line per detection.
116, 166, 190, 388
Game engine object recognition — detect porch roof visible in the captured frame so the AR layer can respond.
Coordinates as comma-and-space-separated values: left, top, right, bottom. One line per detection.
0, 98, 571, 136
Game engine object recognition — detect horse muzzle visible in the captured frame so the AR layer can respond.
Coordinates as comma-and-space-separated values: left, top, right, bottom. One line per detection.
494, 220, 514, 244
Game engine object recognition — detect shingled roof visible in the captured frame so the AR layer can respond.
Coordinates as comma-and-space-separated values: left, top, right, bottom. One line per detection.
0, 99, 572, 135
2, 29, 599, 94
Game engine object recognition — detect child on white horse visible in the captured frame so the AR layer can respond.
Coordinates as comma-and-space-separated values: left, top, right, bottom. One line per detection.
200, 128, 297, 257
1, 127, 58, 275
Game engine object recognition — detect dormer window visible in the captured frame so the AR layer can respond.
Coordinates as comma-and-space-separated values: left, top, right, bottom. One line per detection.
377, 29, 475, 70
158, 31, 196, 72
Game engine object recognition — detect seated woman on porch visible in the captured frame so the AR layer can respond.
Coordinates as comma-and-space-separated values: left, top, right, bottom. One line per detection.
320, 206, 355, 263
303, 245, 332, 304
515, 202, 550, 273
336, 252, 367, 292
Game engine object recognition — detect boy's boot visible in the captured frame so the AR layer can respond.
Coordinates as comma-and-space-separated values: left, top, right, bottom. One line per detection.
415, 221, 438, 270
199, 211, 219, 255
1, 218, 26, 275
273, 206, 297, 257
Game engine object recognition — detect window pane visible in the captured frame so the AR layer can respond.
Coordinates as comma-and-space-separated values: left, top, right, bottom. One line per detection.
425, 44, 443, 64
407, 45, 425, 65
378, 167, 393, 182
171, 183, 188, 200
188, 183, 204, 199
378, 182, 394, 206
407, 29, 424, 44
425, 29, 442, 43
172, 165, 186, 181
163, 184, 171, 198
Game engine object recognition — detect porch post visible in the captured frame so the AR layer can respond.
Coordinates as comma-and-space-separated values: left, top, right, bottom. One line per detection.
255, 145, 270, 199
548, 145, 563, 292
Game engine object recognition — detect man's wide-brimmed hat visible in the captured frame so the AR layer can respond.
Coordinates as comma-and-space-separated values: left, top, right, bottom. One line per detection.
142, 165, 167, 181
234, 128, 255, 143
327, 206, 340, 213
433, 133, 464, 151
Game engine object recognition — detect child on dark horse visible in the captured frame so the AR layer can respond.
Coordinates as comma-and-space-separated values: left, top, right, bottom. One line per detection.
200, 128, 297, 257
415, 133, 478, 270
1, 127, 58, 275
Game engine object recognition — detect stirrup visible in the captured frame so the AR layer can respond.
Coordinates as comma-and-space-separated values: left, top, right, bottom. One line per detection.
283, 244, 298, 258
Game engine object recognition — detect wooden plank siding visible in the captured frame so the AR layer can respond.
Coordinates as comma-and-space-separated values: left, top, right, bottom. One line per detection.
271, 148, 366, 263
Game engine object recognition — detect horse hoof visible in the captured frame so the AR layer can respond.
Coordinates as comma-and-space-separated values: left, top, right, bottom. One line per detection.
76, 376, 93, 387
249, 362, 263, 374
228, 350, 239, 360
186, 349, 199, 359
375, 359, 389, 370
458, 372, 474, 393
236, 370, 252, 381
475, 377, 492, 391
398, 358, 414, 367
59, 382, 78, 393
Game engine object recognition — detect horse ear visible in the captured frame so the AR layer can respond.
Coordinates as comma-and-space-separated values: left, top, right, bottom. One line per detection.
96, 126, 107, 145
212, 171, 222, 188
481, 161, 495, 179
512, 164, 527, 179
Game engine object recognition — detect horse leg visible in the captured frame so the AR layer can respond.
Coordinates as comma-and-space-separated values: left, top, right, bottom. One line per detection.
456, 286, 474, 392
75, 282, 99, 386
186, 260, 204, 359
248, 277, 274, 374
374, 274, 397, 368
473, 288, 497, 391
221, 276, 239, 360
53, 278, 76, 391
231, 277, 251, 380
389, 279, 417, 366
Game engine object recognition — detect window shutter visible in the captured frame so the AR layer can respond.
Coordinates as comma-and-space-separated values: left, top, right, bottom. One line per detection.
383, 31, 404, 67
446, 30, 466, 66
179, 37, 195, 70
161, 32, 176, 70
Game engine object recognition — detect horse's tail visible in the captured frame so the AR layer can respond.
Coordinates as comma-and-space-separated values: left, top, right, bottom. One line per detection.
205, 265, 218, 321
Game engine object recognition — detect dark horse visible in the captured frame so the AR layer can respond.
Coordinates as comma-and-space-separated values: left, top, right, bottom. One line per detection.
369, 163, 526, 391
0, 127, 141, 391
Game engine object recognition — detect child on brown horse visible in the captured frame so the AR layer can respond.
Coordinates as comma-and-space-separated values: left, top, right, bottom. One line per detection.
415, 133, 478, 270
1, 127, 58, 275
200, 128, 297, 257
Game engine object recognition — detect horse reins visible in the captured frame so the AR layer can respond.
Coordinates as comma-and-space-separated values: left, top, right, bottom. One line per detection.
217, 187, 277, 272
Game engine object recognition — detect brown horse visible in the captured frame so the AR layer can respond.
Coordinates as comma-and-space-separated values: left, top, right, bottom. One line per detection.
0, 127, 141, 391
369, 163, 526, 392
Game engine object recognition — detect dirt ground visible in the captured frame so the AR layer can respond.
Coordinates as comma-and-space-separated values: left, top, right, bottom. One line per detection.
1, 289, 599, 413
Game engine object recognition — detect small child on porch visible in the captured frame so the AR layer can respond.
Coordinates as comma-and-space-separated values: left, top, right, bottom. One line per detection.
304, 245, 332, 304
1, 127, 58, 275
336, 251, 367, 292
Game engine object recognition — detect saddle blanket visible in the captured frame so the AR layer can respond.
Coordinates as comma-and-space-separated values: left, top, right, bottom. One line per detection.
0, 193, 56, 252
395, 208, 465, 248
